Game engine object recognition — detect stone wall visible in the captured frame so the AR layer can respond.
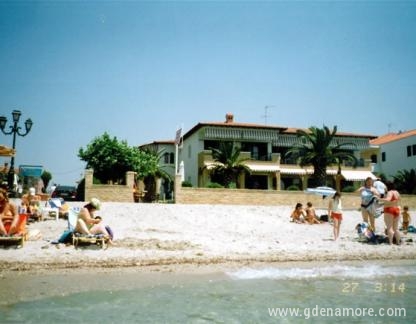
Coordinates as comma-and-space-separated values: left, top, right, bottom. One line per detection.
84, 169, 135, 203
174, 176, 416, 210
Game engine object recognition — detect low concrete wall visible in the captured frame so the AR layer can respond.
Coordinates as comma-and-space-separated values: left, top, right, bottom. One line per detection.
174, 177, 416, 210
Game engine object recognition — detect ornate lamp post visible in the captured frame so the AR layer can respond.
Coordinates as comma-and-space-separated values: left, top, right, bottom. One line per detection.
0, 110, 33, 192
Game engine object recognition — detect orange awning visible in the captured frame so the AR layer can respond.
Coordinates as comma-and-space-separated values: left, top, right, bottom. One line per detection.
0, 145, 15, 157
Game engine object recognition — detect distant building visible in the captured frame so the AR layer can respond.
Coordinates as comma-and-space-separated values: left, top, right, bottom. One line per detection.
370, 129, 416, 180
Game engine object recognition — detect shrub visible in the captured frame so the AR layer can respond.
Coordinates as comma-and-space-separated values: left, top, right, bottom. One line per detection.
182, 181, 192, 187
342, 185, 356, 193
206, 182, 224, 188
287, 185, 300, 191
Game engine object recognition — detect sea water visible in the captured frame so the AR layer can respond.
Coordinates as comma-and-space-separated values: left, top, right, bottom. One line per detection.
1, 262, 415, 323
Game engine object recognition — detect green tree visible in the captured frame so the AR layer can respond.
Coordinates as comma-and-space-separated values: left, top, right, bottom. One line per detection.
393, 168, 416, 194
209, 141, 250, 188
78, 132, 158, 184
41, 170, 52, 193
285, 126, 357, 187
79, 133, 133, 184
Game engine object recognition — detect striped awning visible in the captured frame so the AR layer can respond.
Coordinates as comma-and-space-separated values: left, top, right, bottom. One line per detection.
0, 145, 15, 157
341, 170, 376, 181
245, 163, 280, 173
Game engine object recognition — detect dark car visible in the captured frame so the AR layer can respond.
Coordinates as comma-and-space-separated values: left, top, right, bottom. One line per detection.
51, 185, 77, 201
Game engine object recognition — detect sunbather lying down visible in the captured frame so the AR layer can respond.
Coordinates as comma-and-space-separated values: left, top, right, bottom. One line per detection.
75, 198, 115, 245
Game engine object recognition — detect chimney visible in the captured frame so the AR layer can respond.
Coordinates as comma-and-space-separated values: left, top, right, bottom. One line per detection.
225, 113, 234, 124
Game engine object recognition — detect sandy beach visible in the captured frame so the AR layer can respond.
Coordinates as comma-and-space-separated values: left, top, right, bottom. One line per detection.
1, 201, 416, 310
1, 202, 415, 272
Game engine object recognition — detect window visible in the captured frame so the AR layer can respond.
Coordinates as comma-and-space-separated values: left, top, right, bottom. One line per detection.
413, 144, 416, 156
407, 146, 412, 157
164, 152, 169, 164
370, 154, 377, 163
382, 152, 386, 162
170, 152, 174, 164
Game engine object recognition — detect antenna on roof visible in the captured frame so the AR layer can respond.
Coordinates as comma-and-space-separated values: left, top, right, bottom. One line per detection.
388, 123, 392, 133
262, 105, 274, 125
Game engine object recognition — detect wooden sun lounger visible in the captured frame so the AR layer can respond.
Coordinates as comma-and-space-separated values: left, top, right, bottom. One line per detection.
0, 234, 25, 247
72, 233, 109, 249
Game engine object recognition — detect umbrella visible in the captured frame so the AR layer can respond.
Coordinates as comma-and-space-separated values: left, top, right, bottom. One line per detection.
0, 145, 15, 157
304, 186, 336, 198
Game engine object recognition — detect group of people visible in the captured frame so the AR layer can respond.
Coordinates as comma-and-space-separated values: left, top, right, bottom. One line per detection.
358, 177, 411, 245
289, 176, 412, 245
290, 192, 343, 241
290, 201, 322, 225
0, 187, 114, 245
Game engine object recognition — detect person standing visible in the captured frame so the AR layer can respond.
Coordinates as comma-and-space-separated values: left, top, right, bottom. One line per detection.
380, 182, 401, 245
374, 177, 387, 198
328, 192, 342, 240
402, 206, 411, 234
357, 177, 380, 232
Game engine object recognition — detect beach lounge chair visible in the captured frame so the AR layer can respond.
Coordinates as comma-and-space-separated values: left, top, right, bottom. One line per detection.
0, 213, 28, 247
67, 208, 109, 249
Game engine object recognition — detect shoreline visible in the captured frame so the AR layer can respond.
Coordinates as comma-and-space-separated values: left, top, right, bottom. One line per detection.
1, 259, 415, 307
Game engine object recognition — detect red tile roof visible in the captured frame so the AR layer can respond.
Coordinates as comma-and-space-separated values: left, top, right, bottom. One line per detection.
370, 129, 416, 145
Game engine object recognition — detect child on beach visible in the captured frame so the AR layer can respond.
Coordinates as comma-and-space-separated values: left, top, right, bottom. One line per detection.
290, 203, 305, 223
402, 206, 411, 234
328, 192, 342, 240
305, 202, 321, 224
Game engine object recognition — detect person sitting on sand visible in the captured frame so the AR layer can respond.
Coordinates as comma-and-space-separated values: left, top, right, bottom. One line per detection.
75, 198, 114, 245
290, 203, 305, 223
305, 202, 321, 224
0, 188, 19, 236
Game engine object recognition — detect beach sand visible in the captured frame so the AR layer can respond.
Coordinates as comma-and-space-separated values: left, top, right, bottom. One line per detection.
1, 202, 415, 304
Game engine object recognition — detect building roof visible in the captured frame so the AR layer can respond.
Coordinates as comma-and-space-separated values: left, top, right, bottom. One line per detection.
184, 121, 287, 140
138, 140, 175, 148
370, 129, 416, 145
283, 127, 377, 139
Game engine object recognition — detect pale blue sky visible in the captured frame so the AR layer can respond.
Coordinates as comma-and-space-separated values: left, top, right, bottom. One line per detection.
0, 0, 415, 186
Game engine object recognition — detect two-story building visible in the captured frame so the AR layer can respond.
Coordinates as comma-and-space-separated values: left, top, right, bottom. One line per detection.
370, 129, 416, 179
172, 113, 378, 192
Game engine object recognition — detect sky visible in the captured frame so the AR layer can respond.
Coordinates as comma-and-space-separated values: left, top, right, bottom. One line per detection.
0, 0, 415, 186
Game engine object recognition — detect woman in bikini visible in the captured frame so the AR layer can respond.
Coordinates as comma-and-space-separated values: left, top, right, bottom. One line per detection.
380, 182, 401, 245
328, 192, 342, 240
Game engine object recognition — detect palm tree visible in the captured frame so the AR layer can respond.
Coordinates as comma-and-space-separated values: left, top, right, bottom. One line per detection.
209, 142, 251, 188
285, 126, 357, 187
139, 147, 172, 201
393, 168, 416, 194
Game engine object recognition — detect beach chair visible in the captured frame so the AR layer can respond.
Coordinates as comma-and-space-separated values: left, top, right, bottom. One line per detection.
0, 213, 28, 247
67, 208, 109, 249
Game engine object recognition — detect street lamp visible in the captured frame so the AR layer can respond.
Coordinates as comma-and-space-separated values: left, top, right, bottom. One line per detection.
0, 110, 33, 192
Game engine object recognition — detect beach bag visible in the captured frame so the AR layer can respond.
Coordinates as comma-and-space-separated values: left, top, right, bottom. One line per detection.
319, 214, 329, 222
58, 229, 73, 244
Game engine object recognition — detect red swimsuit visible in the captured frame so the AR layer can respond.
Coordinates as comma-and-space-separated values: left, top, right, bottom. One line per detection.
384, 192, 400, 218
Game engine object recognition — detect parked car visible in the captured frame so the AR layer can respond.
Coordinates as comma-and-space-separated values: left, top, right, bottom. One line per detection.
51, 185, 77, 201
